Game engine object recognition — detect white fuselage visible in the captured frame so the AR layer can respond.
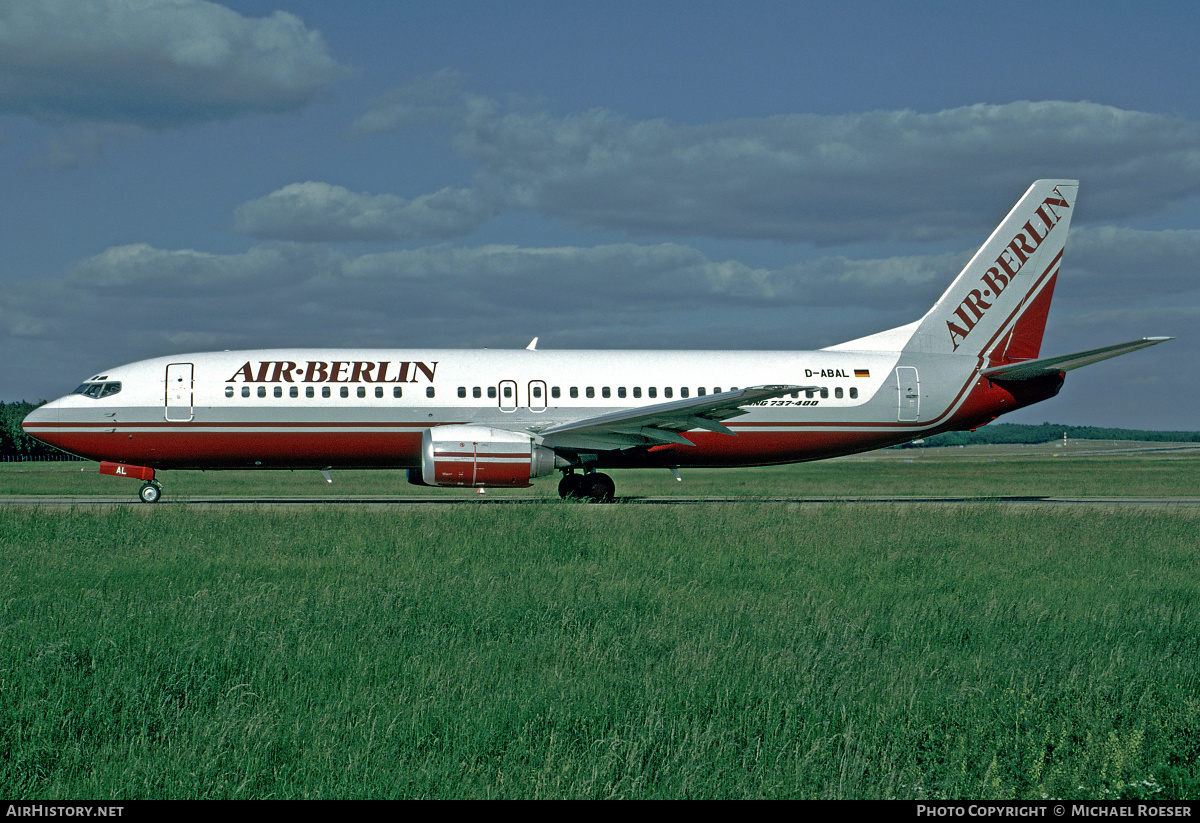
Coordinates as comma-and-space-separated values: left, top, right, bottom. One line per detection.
21, 345, 1041, 471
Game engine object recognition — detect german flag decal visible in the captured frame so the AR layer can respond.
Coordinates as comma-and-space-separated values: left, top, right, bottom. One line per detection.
854, 369, 870, 378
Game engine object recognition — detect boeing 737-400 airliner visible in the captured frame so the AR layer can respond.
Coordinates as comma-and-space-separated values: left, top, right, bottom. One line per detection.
22, 180, 1170, 502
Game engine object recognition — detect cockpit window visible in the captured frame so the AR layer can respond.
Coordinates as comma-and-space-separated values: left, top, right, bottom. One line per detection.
73, 381, 122, 399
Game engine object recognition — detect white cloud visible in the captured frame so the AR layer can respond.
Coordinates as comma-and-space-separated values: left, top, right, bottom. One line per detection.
356, 89, 1200, 245
350, 69, 469, 134
6, 237, 1015, 360
0, 0, 349, 127
65, 242, 339, 294
232, 182, 496, 242
461, 101, 1200, 243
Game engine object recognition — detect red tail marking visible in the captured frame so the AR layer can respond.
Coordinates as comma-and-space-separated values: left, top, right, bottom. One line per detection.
988, 272, 1058, 367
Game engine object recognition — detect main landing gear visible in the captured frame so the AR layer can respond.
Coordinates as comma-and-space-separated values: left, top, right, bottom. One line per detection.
558, 470, 615, 503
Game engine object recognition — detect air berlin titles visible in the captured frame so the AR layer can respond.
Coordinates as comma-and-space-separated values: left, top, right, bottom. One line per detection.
947, 191, 1070, 351
227, 360, 438, 384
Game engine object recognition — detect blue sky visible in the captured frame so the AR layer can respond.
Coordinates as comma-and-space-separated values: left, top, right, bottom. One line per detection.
2, 0, 1198, 429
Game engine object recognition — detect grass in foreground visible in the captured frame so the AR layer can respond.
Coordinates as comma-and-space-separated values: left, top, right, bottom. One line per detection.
2, 503, 1198, 798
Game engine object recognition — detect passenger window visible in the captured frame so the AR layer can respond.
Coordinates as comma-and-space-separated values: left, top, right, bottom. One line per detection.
322, 387, 331, 398
681, 387, 689, 398
375, 387, 383, 398
618, 387, 626, 398
850, 387, 858, 399
458, 387, 466, 398
340, 387, 348, 398
357, 387, 366, 398
820, 388, 829, 399
714, 387, 721, 394
307, 387, 314, 398
241, 386, 250, 398
570, 387, 578, 398
393, 387, 402, 398
274, 386, 282, 398
648, 387, 657, 398
225, 386, 233, 398
551, 387, 560, 399
473, 387, 482, 398
805, 389, 815, 399
488, 386, 497, 399
602, 387, 610, 398
257, 386, 266, 398
835, 387, 843, 399
426, 387, 435, 398
533, 385, 542, 398
291, 386, 299, 398
586, 387, 595, 398
503, 385, 513, 399
697, 388, 705, 396
633, 387, 641, 398
665, 388, 673, 398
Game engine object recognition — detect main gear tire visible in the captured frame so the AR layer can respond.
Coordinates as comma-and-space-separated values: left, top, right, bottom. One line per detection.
576, 472, 615, 503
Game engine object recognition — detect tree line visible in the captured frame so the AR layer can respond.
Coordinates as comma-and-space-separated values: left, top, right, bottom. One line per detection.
904, 422, 1200, 448
0, 401, 75, 460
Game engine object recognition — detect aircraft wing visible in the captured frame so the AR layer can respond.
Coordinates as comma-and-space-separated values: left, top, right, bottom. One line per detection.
981, 337, 1172, 381
537, 384, 813, 451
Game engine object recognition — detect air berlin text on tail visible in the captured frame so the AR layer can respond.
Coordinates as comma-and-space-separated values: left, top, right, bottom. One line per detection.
947, 191, 1070, 351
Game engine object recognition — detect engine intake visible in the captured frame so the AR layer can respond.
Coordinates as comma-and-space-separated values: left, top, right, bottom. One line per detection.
420, 425, 561, 488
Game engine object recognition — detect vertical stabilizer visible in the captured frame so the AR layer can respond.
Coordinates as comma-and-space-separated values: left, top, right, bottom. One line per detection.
906, 179, 1078, 359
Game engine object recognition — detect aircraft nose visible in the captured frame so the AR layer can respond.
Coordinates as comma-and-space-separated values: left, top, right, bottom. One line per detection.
22, 404, 52, 425
21, 401, 61, 444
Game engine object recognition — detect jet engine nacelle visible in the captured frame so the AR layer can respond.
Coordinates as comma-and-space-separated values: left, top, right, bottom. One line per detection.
420, 425, 562, 488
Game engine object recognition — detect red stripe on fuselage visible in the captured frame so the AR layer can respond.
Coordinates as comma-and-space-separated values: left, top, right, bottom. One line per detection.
27, 428, 427, 470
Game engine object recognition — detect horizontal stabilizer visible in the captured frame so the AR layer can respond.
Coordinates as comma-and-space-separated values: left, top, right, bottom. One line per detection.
980, 337, 1172, 381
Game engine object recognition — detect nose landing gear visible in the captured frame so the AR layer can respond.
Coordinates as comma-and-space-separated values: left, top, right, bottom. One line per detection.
138, 482, 163, 504
99, 462, 163, 503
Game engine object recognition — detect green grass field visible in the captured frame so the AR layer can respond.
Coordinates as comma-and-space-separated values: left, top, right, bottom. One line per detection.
1, 451, 1198, 798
